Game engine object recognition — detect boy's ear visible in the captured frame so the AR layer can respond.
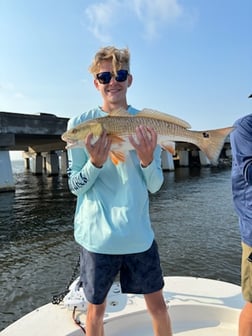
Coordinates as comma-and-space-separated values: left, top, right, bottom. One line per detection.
94, 79, 100, 90
127, 74, 133, 87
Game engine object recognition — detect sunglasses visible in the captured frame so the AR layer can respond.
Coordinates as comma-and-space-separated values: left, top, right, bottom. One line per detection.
96, 69, 129, 84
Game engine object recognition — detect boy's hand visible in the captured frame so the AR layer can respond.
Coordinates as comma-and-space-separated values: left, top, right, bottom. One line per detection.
129, 126, 157, 167
85, 131, 112, 168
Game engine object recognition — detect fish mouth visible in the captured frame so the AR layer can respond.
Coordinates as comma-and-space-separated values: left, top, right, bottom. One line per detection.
61, 134, 67, 141
61, 134, 74, 143
64, 138, 76, 144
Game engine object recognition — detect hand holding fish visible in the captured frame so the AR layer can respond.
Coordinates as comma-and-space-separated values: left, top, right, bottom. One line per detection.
129, 126, 157, 167
85, 130, 112, 168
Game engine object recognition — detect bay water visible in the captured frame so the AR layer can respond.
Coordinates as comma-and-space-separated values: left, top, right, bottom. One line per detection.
0, 161, 241, 331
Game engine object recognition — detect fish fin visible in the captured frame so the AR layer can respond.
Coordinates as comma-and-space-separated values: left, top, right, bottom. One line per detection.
194, 126, 234, 165
109, 151, 126, 165
108, 134, 126, 144
108, 107, 191, 130
161, 141, 176, 155
139, 108, 191, 129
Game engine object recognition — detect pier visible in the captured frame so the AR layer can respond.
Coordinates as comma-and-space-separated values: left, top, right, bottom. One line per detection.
0, 111, 231, 192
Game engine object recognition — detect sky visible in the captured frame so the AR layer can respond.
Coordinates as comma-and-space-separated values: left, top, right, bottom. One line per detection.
0, 0, 251, 160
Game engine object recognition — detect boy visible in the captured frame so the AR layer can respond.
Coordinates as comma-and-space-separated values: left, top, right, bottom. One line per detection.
66, 46, 172, 336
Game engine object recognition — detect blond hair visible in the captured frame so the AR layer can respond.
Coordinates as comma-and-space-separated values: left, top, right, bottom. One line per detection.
89, 46, 130, 75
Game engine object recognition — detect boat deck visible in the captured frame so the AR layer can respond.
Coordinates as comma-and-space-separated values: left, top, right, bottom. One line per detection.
1, 276, 244, 336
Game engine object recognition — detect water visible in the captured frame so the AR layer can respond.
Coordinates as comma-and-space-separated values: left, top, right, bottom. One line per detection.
0, 161, 241, 331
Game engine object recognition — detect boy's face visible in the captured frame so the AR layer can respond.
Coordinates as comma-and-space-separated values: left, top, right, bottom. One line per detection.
94, 60, 132, 107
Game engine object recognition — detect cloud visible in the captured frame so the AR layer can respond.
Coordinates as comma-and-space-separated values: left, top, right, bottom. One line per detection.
132, 0, 183, 38
85, 0, 121, 43
85, 0, 184, 42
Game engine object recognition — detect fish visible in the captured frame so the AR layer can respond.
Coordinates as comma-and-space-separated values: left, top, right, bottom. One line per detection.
61, 108, 234, 165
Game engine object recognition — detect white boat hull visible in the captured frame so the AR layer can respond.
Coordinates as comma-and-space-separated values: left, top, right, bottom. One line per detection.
1, 276, 244, 335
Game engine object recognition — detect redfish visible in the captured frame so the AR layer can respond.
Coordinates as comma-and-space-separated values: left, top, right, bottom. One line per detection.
61, 108, 233, 165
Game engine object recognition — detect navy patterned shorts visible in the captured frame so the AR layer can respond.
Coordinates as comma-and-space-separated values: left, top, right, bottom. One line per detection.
79, 240, 164, 304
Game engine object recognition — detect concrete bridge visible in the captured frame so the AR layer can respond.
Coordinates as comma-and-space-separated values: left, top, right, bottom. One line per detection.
0, 111, 231, 192
0, 111, 68, 151
0, 111, 69, 191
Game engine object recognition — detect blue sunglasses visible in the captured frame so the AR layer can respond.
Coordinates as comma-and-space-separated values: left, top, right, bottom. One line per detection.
96, 69, 129, 84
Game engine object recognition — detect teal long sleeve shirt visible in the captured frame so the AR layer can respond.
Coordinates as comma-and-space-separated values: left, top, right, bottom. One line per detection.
67, 106, 164, 254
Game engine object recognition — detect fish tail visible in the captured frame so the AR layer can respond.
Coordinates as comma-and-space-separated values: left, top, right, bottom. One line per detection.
194, 127, 234, 165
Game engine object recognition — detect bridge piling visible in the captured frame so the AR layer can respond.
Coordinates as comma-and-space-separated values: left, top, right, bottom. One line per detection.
46, 152, 59, 176
178, 150, 189, 166
161, 151, 175, 170
31, 153, 43, 175
0, 151, 15, 192
60, 151, 68, 176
